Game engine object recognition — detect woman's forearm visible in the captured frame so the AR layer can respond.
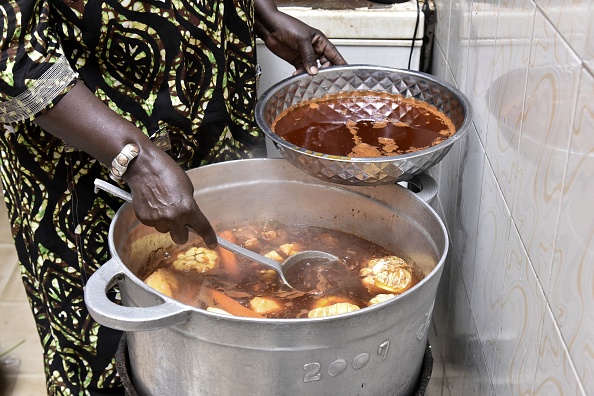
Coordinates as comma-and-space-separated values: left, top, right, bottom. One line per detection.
34, 79, 218, 246
33, 79, 162, 177
34, 79, 180, 188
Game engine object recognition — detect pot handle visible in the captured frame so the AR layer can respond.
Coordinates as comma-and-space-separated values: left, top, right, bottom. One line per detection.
84, 258, 191, 332
406, 173, 438, 205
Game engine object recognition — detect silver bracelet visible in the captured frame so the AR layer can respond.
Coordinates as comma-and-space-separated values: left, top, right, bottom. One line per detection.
109, 143, 140, 183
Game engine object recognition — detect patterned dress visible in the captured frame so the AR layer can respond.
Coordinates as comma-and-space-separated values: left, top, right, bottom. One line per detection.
0, 1, 264, 394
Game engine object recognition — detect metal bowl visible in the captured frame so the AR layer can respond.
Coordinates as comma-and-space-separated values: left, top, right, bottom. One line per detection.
255, 65, 473, 185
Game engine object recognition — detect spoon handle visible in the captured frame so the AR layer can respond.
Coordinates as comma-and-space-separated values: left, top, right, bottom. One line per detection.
215, 236, 283, 270
94, 179, 132, 201
93, 179, 284, 271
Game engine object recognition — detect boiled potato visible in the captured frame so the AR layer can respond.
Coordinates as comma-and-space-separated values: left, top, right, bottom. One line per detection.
250, 296, 283, 315
144, 268, 179, 298
312, 295, 358, 310
264, 250, 283, 263
308, 302, 360, 318
279, 243, 302, 256
368, 293, 396, 306
206, 307, 232, 315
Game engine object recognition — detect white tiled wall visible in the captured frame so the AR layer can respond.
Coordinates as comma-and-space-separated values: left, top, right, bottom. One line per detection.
428, 0, 593, 394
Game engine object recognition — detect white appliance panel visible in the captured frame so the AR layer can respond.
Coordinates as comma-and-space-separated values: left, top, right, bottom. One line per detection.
256, 39, 422, 96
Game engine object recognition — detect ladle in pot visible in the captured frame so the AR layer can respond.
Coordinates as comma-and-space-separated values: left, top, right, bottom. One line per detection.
94, 179, 340, 289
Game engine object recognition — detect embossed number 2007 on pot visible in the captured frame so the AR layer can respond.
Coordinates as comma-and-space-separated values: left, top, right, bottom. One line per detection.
302, 340, 391, 383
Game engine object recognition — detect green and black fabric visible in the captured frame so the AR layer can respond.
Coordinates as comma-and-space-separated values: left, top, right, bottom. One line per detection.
0, 1, 264, 394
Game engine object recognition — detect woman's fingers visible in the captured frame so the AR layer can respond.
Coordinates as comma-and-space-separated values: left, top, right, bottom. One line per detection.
145, 207, 217, 247
312, 35, 347, 69
187, 212, 218, 248
168, 225, 190, 245
126, 157, 218, 247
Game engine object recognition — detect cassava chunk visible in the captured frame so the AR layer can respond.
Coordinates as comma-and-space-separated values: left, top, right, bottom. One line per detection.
308, 302, 360, 318
250, 296, 283, 315
261, 230, 278, 241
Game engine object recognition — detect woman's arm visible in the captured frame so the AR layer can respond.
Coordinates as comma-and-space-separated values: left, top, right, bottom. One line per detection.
1, 1, 216, 247
254, 0, 347, 75
34, 81, 218, 247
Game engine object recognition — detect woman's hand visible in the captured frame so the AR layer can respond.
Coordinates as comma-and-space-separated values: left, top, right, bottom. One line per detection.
122, 146, 218, 247
254, 0, 347, 75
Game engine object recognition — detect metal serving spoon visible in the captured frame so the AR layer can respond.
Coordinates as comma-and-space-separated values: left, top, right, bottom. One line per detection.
94, 179, 339, 289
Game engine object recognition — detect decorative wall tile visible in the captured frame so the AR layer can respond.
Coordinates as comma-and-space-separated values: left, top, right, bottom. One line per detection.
430, 0, 591, 392
0, 302, 45, 376
434, 0, 453, 62
430, 234, 454, 372
426, 364, 446, 396
511, 12, 581, 290
0, 246, 18, 296
0, 195, 13, 245
451, 126, 484, 295
443, 258, 473, 396
431, 41, 452, 83
470, 163, 510, 377
446, 0, 472, 86
429, 236, 452, 394
9, 376, 48, 396
463, 0, 498, 145
536, 0, 594, 70
463, 329, 496, 395
0, 253, 23, 303
548, 67, 594, 392
492, 222, 544, 395
485, 0, 535, 206
533, 306, 587, 395
436, 134, 462, 231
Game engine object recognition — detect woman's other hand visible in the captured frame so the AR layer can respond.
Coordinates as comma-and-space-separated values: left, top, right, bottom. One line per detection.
254, 0, 347, 75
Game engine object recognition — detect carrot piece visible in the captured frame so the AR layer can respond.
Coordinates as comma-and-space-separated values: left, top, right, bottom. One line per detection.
218, 230, 237, 243
217, 230, 240, 279
206, 288, 263, 318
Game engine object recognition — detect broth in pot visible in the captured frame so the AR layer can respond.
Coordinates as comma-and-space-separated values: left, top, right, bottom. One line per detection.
139, 221, 425, 319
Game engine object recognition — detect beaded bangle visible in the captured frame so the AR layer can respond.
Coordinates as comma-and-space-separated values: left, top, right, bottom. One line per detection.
109, 143, 140, 183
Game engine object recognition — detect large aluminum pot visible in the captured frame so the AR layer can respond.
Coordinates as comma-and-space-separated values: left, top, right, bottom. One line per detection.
85, 158, 448, 396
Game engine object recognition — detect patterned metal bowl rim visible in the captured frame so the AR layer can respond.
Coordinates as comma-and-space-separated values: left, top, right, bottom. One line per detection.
255, 65, 473, 164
